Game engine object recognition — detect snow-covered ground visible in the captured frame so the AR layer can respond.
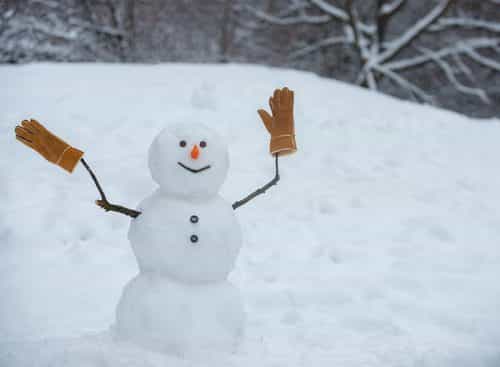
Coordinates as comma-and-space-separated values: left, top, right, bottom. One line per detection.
1, 64, 500, 366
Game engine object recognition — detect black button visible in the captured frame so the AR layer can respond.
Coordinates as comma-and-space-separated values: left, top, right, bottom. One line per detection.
190, 215, 199, 223
190, 234, 199, 243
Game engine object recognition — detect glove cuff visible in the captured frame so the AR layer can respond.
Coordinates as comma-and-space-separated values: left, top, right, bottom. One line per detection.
57, 146, 84, 173
270, 134, 297, 156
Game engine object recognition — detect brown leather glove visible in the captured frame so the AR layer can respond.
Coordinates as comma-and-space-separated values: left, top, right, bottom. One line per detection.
258, 87, 297, 156
15, 119, 84, 173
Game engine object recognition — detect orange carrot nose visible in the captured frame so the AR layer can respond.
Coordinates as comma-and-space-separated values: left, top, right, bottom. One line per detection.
190, 144, 200, 160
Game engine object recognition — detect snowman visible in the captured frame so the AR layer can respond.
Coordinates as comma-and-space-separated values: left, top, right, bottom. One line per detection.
115, 124, 244, 354
14, 87, 297, 355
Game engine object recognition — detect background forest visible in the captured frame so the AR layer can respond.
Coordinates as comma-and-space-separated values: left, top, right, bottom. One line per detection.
1, 0, 499, 117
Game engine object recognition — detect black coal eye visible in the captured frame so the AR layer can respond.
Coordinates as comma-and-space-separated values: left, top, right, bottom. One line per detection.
200, 141, 207, 148
179, 140, 186, 147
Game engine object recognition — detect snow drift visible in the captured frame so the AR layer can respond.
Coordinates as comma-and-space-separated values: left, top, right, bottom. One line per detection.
0, 63, 499, 366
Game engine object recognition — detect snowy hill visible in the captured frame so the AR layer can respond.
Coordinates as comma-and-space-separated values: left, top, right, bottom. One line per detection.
1, 63, 500, 366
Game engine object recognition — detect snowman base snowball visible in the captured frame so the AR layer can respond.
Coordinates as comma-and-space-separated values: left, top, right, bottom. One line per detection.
115, 273, 244, 355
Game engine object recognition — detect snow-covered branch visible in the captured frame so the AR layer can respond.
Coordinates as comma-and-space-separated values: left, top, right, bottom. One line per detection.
68, 19, 124, 37
375, 0, 454, 64
290, 36, 349, 59
276, 0, 310, 17
451, 53, 474, 82
380, 0, 406, 16
8, 16, 79, 42
309, 0, 348, 21
430, 17, 500, 33
374, 65, 433, 103
346, 0, 362, 56
463, 47, 500, 72
246, 6, 330, 25
383, 38, 499, 71
1, 8, 15, 23
365, 70, 378, 90
418, 47, 490, 103
247, 0, 496, 107
0, 0, 127, 63
308, 0, 373, 35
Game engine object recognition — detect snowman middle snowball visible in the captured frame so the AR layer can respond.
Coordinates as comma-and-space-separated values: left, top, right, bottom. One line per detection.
128, 123, 242, 283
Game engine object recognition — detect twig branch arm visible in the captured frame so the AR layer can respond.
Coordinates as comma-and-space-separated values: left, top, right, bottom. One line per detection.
80, 158, 141, 218
80, 157, 107, 201
232, 154, 280, 210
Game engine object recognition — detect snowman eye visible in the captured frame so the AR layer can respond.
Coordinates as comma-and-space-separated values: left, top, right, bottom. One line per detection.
179, 140, 187, 147
200, 141, 207, 148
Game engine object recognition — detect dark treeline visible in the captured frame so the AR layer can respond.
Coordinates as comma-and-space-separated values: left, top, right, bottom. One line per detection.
1, 0, 499, 117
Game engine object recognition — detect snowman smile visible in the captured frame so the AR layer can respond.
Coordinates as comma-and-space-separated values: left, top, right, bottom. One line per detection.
177, 162, 211, 174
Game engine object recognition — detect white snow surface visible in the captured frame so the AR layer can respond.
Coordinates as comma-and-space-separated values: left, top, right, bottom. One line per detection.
1, 63, 500, 366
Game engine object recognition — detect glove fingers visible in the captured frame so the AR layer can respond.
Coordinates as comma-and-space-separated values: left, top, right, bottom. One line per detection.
21, 120, 39, 134
27, 118, 69, 148
273, 89, 281, 107
269, 97, 276, 116
20, 120, 37, 135
28, 118, 45, 132
282, 87, 293, 107
15, 126, 34, 140
257, 109, 273, 133
16, 134, 35, 150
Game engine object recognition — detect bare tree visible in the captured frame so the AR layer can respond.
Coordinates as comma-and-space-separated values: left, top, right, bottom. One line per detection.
248, 0, 500, 104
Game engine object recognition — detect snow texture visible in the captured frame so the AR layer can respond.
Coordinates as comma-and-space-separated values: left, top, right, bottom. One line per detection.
115, 274, 244, 355
1, 63, 500, 366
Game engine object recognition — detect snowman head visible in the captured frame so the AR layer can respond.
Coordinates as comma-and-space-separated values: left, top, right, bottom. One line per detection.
148, 123, 229, 198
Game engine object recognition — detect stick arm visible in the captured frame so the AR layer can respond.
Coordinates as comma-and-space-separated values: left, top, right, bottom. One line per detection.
80, 158, 141, 218
232, 154, 280, 210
